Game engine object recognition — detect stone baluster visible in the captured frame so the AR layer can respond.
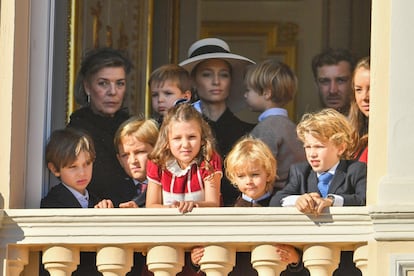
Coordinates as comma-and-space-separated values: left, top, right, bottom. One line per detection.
96, 246, 133, 276
354, 244, 368, 275
303, 245, 340, 276
199, 245, 236, 276
251, 244, 286, 276
42, 246, 79, 276
6, 246, 29, 276
147, 245, 184, 276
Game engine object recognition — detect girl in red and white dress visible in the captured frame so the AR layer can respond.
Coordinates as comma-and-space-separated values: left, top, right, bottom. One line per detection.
146, 103, 222, 213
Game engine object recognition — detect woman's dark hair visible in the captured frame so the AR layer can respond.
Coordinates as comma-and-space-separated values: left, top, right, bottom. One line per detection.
74, 48, 133, 106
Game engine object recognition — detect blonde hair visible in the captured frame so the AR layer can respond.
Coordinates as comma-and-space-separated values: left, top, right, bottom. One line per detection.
225, 136, 277, 193
149, 103, 216, 170
114, 117, 159, 153
244, 59, 297, 106
297, 108, 357, 159
46, 128, 96, 171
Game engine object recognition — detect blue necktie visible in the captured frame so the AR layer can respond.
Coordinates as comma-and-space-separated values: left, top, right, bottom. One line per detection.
318, 172, 334, 198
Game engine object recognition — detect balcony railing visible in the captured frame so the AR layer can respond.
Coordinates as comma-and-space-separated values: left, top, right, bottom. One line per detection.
0, 207, 371, 275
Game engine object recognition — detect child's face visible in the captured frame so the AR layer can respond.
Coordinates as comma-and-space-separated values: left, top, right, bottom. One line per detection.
233, 160, 269, 200
168, 119, 202, 169
48, 150, 93, 195
150, 80, 190, 116
244, 87, 266, 112
117, 135, 153, 182
303, 133, 345, 173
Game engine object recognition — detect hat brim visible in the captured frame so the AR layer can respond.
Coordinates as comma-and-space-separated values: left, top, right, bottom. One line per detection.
179, 53, 255, 112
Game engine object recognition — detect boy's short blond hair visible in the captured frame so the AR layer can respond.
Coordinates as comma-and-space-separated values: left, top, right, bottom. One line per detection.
114, 117, 159, 153
148, 64, 191, 92
225, 136, 277, 193
297, 108, 357, 159
244, 58, 297, 106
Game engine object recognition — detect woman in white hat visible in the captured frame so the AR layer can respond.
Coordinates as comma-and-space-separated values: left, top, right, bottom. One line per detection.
180, 38, 256, 206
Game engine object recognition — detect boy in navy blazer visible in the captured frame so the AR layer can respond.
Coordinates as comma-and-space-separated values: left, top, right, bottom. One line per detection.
270, 108, 366, 211
40, 128, 110, 276
270, 108, 366, 276
114, 117, 159, 208
41, 128, 106, 208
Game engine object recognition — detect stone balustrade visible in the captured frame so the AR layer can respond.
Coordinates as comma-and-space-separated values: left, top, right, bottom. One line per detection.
0, 207, 375, 275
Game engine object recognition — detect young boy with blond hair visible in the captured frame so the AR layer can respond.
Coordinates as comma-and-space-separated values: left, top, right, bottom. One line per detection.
271, 108, 366, 213
271, 108, 366, 275
115, 117, 159, 208
191, 136, 305, 275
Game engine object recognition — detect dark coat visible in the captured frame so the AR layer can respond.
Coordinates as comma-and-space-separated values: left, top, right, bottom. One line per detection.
40, 183, 100, 208
233, 195, 272, 207
270, 160, 367, 207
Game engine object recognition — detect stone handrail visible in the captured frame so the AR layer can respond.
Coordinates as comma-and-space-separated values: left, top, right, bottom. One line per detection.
0, 207, 372, 275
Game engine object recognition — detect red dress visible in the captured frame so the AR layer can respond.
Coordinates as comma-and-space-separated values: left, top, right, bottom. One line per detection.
147, 151, 222, 205
358, 147, 368, 163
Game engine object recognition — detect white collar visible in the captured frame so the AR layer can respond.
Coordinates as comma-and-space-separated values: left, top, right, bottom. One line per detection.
316, 161, 340, 177
166, 159, 196, 176
242, 191, 271, 203
258, 107, 288, 121
62, 182, 89, 208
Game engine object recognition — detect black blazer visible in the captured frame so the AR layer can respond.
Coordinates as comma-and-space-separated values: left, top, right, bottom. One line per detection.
270, 160, 367, 207
40, 183, 100, 208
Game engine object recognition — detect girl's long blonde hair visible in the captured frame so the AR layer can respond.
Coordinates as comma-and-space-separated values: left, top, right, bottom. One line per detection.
149, 103, 217, 171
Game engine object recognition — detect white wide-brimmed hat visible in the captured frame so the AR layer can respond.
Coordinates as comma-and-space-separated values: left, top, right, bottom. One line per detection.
179, 38, 255, 112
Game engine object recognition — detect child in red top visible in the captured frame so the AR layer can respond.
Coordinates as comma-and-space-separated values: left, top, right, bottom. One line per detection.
146, 103, 222, 213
